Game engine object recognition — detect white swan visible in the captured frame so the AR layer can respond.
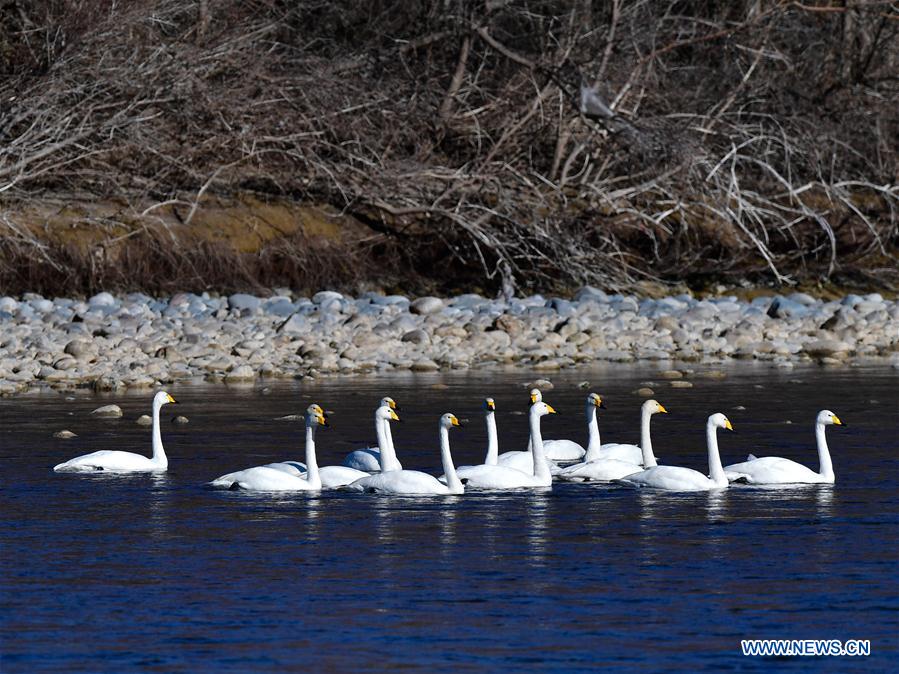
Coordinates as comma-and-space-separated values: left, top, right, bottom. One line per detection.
450, 401, 558, 489
616, 413, 733, 491
54, 391, 177, 473
342, 397, 402, 472
496, 389, 562, 473
556, 394, 646, 482
596, 399, 668, 465
210, 405, 326, 491
346, 412, 464, 495
724, 410, 844, 484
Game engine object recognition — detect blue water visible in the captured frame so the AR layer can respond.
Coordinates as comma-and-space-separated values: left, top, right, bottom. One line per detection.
2, 363, 897, 672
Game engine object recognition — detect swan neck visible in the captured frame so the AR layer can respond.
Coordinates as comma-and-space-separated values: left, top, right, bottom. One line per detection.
151, 400, 167, 468
440, 425, 463, 493
584, 405, 602, 461
528, 408, 551, 482
815, 421, 834, 480
706, 421, 727, 487
484, 411, 498, 465
641, 408, 657, 468
375, 413, 401, 472
304, 423, 321, 488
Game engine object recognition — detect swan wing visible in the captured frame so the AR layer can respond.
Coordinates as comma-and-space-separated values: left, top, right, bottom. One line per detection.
342, 447, 383, 472
542, 439, 586, 461
556, 458, 642, 482
319, 465, 371, 488
263, 461, 307, 476
210, 466, 317, 491
723, 456, 824, 484
54, 450, 158, 473
617, 465, 714, 491
347, 470, 449, 495
497, 450, 563, 475
596, 443, 644, 465
452, 464, 537, 489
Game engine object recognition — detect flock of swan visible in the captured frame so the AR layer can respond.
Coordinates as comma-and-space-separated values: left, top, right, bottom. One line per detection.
53, 389, 846, 494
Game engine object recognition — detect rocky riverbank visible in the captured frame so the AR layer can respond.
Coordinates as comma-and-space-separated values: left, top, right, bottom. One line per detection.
0, 288, 897, 395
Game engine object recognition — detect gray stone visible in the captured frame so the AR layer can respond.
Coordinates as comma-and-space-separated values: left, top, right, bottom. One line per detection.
228, 293, 261, 313
410, 297, 444, 315
90, 404, 123, 418
54, 430, 77, 439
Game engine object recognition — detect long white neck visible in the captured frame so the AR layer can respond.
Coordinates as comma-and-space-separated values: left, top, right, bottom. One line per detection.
706, 421, 727, 487
376, 415, 401, 472
484, 411, 498, 465
440, 425, 464, 494
151, 400, 168, 468
640, 407, 657, 468
304, 423, 321, 488
584, 405, 602, 461
528, 409, 552, 484
815, 421, 835, 482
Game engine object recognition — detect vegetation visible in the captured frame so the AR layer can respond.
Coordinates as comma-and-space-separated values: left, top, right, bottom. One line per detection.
1, 0, 897, 296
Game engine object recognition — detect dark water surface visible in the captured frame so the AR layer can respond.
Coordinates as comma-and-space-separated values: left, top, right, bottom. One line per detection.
2, 363, 897, 672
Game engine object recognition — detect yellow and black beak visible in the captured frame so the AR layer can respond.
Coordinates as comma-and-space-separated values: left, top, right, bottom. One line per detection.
545, 404, 557, 415
317, 414, 329, 427
594, 397, 606, 409
724, 419, 734, 432
832, 415, 844, 426
389, 409, 401, 422
166, 393, 178, 404
658, 403, 668, 414
450, 415, 461, 427
486, 399, 495, 411
530, 393, 538, 404
387, 398, 398, 411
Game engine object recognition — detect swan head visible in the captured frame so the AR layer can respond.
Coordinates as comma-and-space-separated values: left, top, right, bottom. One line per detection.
440, 413, 462, 429
530, 401, 557, 417
484, 397, 495, 412
153, 391, 177, 407
644, 399, 668, 415
818, 409, 844, 426
709, 412, 734, 432
306, 404, 328, 427
587, 392, 606, 409
376, 405, 401, 423
380, 396, 399, 411
529, 388, 542, 404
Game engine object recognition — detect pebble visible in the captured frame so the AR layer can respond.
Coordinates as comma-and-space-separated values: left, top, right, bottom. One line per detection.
670, 380, 693, 388
136, 415, 152, 426
634, 387, 654, 396
0, 288, 894, 394
54, 430, 77, 438
90, 404, 123, 418
173, 415, 189, 424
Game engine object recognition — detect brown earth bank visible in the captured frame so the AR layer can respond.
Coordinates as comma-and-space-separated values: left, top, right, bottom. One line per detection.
1, 2, 897, 297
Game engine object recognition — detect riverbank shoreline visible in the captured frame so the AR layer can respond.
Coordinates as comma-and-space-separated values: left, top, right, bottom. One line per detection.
1, 287, 897, 396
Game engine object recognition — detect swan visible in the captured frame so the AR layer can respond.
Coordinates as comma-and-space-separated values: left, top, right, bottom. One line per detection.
724, 410, 844, 484
616, 413, 733, 491
210, 405, 326, 491
454, 397, 499, 471
346, 412, 464, 495
54, 391, 178, 473
556, 394, 646, 482
596, 399, 668, 465
449, 401, 558, 489
496, 389, 562, 473
342, 397, 402, 472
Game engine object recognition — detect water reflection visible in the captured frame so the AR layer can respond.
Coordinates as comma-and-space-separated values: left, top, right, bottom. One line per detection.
525, 490, 550, 570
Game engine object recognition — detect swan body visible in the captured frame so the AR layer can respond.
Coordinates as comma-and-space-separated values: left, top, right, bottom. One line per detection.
617, 413, 733, 492
263, 461, 306, 476
724, 410, 843, 484
342, 397, 402, 472
453, 399, 558, 489
495, 389, 564, 471
557, 395, 659, 482
263, 461, 367, 488
594, 399, 668, 466
211, 405, 326, 491
347, 412, 464, 495
54, 391, 177, 473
